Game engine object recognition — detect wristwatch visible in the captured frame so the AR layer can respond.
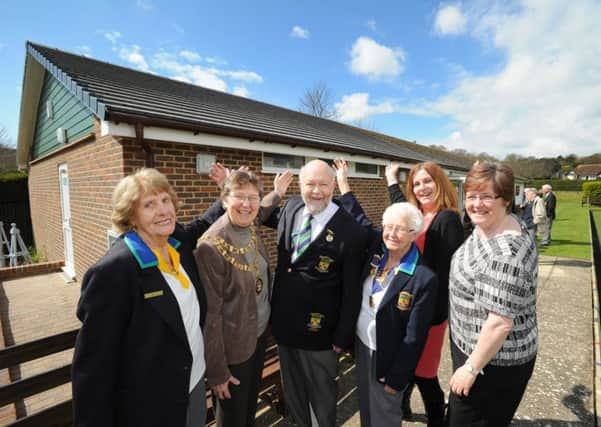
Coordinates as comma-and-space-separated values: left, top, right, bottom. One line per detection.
463, 361, 484, 376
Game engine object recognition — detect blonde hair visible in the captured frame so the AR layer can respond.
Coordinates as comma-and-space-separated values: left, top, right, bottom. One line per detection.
111, 168, 179, 234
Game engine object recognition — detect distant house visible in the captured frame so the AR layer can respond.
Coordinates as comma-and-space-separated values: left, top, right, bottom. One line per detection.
575, 164, 601, 180
17, 41, 469, 279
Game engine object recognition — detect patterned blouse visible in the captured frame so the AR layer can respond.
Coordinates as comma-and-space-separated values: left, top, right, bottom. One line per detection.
449, 216, 538, 366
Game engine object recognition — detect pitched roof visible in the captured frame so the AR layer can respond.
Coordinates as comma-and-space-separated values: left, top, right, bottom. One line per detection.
21, 42, 466, 169
575, 163, 601, 176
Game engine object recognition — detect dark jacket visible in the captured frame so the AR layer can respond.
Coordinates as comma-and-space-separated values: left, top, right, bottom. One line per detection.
263, 196, 367, 351
387, 185, 464, 325
72, 205, 221, 427
521, 200, 535, 229
545, 191, 557, 220
339, 192, 437, 391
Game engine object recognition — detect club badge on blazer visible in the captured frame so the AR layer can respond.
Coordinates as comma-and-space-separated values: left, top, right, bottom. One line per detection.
397, 291, 412, 311
325, 228, 335, 242
315, 256, 334, 273
307, 312, 325, 332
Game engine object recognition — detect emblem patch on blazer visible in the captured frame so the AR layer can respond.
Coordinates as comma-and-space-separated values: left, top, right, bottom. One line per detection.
325, 229, 335, 242
307, 312, 325, 332
397, 291, 412, 311
315, 256, 334, 273
144, 290, 164, 299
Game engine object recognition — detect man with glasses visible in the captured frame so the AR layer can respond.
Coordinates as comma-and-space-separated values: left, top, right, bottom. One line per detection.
263, 159, 367, 427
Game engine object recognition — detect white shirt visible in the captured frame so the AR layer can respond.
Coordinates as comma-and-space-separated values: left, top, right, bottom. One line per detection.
160, 267, 206, 392
293, 201, 339, 242
356, 274, 382, 351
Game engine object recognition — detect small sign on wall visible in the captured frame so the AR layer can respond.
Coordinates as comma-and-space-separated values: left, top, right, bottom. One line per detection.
196, 153, 216, 174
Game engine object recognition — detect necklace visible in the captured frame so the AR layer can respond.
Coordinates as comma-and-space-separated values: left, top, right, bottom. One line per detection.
201, 227, 264, 294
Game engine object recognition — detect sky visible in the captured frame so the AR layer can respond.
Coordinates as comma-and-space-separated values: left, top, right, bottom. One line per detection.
1, 0, 601, 159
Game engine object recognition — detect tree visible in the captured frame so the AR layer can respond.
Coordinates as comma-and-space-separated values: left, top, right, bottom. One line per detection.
0, 125, 17, 172
299, 81, 335, 119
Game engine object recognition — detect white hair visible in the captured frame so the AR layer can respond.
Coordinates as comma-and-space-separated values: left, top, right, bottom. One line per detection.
382, 202, 424, 234
542, 184, 552, 191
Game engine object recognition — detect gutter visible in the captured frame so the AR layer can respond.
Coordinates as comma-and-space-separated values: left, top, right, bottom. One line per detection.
135, 122, 153, 168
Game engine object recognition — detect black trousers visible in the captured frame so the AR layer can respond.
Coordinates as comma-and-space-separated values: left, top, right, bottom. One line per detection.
215, 331, 267, 427
446, 341, 536, 427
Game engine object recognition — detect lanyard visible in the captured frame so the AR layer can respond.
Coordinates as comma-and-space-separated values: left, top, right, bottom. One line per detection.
371, 250, 399, 295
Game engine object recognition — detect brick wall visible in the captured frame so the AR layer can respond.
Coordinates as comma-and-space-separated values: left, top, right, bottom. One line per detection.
30, 132, 392, 280
29, 120, 125, 279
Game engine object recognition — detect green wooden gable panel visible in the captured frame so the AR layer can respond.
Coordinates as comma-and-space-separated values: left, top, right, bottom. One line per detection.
32, 72, 94, 159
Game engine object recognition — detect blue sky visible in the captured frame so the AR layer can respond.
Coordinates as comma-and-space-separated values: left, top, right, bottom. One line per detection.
1, 0, 600, 158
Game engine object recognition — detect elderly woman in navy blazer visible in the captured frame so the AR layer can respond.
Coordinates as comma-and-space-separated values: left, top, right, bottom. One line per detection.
334, 159, 438, 427
72, 168, 223, 427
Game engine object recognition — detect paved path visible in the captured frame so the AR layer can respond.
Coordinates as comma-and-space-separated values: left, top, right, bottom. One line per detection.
257, 255, 596, 426
0, 255, 596, 425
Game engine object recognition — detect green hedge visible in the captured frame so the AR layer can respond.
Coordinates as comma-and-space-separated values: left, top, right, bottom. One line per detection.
582, 181, 601, 205
0, 170, 27, 182
526, 179, 584, 191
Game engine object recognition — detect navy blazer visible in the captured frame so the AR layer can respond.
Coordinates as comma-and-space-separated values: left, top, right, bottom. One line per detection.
72, 203, 222, 427
263, 196, 368, 350
340, 192, 438, 391
387, 185, 464, 324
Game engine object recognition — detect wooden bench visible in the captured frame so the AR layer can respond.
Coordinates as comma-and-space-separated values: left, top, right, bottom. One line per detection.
0, 329, 286, 426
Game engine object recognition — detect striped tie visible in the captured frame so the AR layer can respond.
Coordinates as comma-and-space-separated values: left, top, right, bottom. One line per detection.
291, 214, 313, 263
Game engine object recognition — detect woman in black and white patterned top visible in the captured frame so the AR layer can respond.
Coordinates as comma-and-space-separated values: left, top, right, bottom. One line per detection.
447, 161, 537, 427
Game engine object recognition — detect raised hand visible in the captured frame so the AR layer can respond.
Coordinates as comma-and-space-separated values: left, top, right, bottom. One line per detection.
274, 170, 294, 197
385, 163, 401, 186
333, 158, 351, 195
209, 163, 229, 189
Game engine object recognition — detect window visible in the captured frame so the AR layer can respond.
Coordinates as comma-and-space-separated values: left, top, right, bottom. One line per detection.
355, 162, 378, 174
262, 153, 305, 171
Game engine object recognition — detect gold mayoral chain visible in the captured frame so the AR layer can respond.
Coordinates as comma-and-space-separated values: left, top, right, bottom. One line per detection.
201, 227, 264, 294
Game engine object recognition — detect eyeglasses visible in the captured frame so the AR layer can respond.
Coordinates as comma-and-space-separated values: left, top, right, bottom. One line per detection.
229, 193, 261, 204
382, 224, 414, 235
465, 193, 502, 204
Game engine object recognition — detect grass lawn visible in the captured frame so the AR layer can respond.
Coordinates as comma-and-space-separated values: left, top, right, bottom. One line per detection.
536, 191, 591, 261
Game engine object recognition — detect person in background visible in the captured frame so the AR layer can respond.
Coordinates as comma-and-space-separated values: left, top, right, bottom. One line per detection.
334, 158, 438, 426
541, 184, 556, 245
447, 161, 537, 426
385, 162, 464, 426
262, 159, 368, 427
72, 168, 223, 427
521, 188, 546, 241
195, 170, 292, 427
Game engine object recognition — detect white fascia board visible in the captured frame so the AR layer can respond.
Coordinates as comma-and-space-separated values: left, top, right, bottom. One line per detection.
101, 120, 415, 168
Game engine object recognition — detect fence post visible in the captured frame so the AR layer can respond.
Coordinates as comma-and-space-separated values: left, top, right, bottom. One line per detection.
8, 223, 32, 267
0, 221, 10, 268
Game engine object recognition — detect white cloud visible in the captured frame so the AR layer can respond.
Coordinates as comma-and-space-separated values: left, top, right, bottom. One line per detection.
75, 45, 92, 58
233, 86, 250, 97
179, 49, 201, 62
119, 45, 149, 71
417, 0, 601, 157
220, 70, 263, 83
151, 51, 263, 93
349, 37, 405, 79
291, 25, 310, 39
367, 19, 377, 31
136, 0, 154, 10
205, 57, 227, 65
104, 31, 122, 44
434, 4, 467, 36
335, 93, 395, 122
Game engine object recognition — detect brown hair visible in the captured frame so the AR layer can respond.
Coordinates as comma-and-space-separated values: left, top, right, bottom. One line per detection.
111, 168, 179, 234
221, 170, 263, 198
464, 161, 514, 211
405, 162, 459, 213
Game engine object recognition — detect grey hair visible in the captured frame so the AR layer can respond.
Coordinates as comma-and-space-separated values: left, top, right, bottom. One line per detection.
542, 184, 552, 191
299, 159, 336, 183
382, 202, 424, 234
